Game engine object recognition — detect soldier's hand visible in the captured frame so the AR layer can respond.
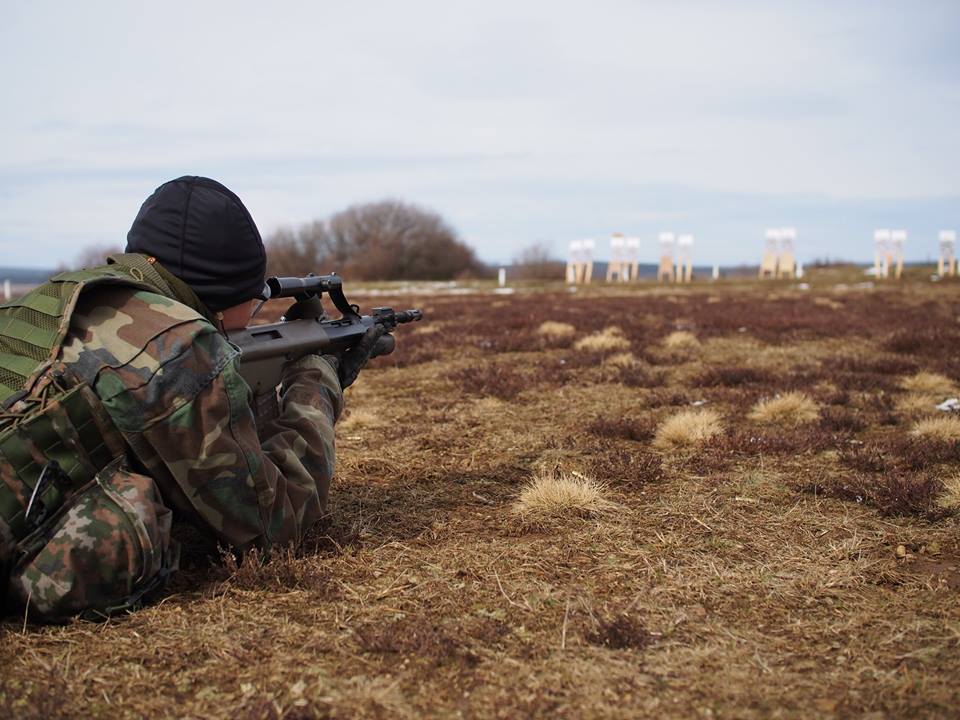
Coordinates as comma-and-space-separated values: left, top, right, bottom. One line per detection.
328, 324, 394, 389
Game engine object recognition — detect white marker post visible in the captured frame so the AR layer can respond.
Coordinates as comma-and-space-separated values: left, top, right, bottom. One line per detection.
874, 229, 891, 278
626, 236, 641, 281
760, 229, 779, 278
939, 230, 957, 277
498, 267, 506, 287
2, 280, 10, 301
677, 234, 694, 283
606, 234, 627, 282
566, 240, 583, 284
890, 230, 906, 280
658, 232, 675, 282
582, 239, 595, 284
778, 228, 796, 279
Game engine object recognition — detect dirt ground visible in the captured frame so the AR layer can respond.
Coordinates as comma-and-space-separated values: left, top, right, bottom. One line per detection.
2, 270, 959, 719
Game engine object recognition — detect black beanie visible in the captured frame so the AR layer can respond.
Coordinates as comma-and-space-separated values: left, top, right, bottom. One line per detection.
126, 176, 266, 312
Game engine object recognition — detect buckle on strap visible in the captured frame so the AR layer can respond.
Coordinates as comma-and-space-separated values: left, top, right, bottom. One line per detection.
24, 461, 71, 531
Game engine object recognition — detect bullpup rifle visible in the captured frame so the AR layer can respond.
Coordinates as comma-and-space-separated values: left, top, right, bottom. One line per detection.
231, 274, 422, 418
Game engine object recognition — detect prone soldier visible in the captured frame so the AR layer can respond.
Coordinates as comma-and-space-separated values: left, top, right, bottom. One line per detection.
0, 176, 394, 621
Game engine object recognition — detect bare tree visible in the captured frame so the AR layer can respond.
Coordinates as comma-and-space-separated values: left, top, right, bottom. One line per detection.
55, 243, 124, 272
511, 240, 564, 280
266, 200, 486, 281
265, 223, 325, 277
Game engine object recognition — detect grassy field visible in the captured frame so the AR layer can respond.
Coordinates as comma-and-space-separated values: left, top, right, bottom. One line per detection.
3, 271, 960, 718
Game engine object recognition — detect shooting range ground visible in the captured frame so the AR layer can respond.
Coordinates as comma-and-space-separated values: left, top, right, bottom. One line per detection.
3, 272, 960, 718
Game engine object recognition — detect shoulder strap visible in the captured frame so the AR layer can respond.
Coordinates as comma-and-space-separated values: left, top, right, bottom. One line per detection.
104, 254, 218, 326
0, 254, 216, 404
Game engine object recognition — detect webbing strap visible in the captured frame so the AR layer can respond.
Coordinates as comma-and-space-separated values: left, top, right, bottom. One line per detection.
0, 316, 59, 354
7, 292, 62, 316
106, 254, 218, 326
0, 353, 38, 378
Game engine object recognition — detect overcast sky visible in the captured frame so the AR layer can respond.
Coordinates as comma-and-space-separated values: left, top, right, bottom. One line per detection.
1, 0, 957, 268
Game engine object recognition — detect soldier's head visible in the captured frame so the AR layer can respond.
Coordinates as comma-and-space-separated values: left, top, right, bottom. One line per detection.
126, 176, 266, 329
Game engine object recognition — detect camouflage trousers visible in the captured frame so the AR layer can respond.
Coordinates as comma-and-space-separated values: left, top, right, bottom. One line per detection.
7, 459, 178, 622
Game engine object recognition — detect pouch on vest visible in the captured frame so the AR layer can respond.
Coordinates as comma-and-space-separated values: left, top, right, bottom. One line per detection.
7, 458, 179, 623
0, 377, 126, 576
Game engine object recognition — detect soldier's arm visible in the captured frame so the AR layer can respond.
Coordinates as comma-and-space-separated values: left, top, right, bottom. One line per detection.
101, 318, 343, 550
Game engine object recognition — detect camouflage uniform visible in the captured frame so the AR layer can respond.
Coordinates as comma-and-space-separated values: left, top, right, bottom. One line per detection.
4, 281, 342, 620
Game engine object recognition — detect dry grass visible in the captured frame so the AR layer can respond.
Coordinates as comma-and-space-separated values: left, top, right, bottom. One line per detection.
748, 392, 820, 426
512, 468, 613, 523
536, 320, 576, 340
813, 297, 844, 310
896, 393, 943, 418
573, 326, 630, 353
662, 330, 701, 352
652, 409, 723, 450
338, 408, 379, 431
900, 371, 957, 394
940, 474, 960, 510
603, 352, 638, 368
5, 278, 960, 719
911, 415, 960, 442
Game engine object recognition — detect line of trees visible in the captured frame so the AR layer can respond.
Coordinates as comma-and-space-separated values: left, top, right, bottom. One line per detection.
267, 200, 488, 280
64, 199, 567, 282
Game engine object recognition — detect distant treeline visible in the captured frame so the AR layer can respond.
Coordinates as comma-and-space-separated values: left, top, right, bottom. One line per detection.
267, 200, 491, 280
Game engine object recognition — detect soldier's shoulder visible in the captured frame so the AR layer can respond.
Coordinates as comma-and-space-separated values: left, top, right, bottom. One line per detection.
79, 285, 208, 325
62, 286, 218, 374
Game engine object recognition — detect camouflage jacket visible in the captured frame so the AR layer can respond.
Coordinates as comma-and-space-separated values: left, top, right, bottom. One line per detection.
60, 284, 343, 551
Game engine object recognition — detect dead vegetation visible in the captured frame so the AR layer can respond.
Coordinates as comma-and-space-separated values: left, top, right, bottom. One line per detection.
512, 468, 613, 525
3, 278, 960, 718
748, 392, 820, 426
662, 330, 701, 354
900, 371, 957, 395
573, 326, 631, 354
912, 416, 960, 442
653, 409, 723, 450
536, 320, 576, 346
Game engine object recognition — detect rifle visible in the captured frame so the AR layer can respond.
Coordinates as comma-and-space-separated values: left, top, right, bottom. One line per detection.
231, 274, 422, 421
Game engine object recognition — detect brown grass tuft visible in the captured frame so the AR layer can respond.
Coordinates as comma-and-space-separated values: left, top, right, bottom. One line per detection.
940, 475, 960, 510
912, 416, 960, 442
748, 392, 819, 426
574, 326, 631, 353
896, 393, 942, 418
662, 330, 701, 352
899, 371, 957, 395
601, 353, 664, 387
603, 352, 638, 368
653, 409, 723, 450
537, 320, 576, 340
512, 468, 613, 523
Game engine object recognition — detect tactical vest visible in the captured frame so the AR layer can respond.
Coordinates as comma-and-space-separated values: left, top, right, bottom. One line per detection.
0, 254, 215, 574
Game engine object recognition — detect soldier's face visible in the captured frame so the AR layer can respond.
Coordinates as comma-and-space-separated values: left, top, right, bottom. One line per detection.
219, 299, 256, 330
